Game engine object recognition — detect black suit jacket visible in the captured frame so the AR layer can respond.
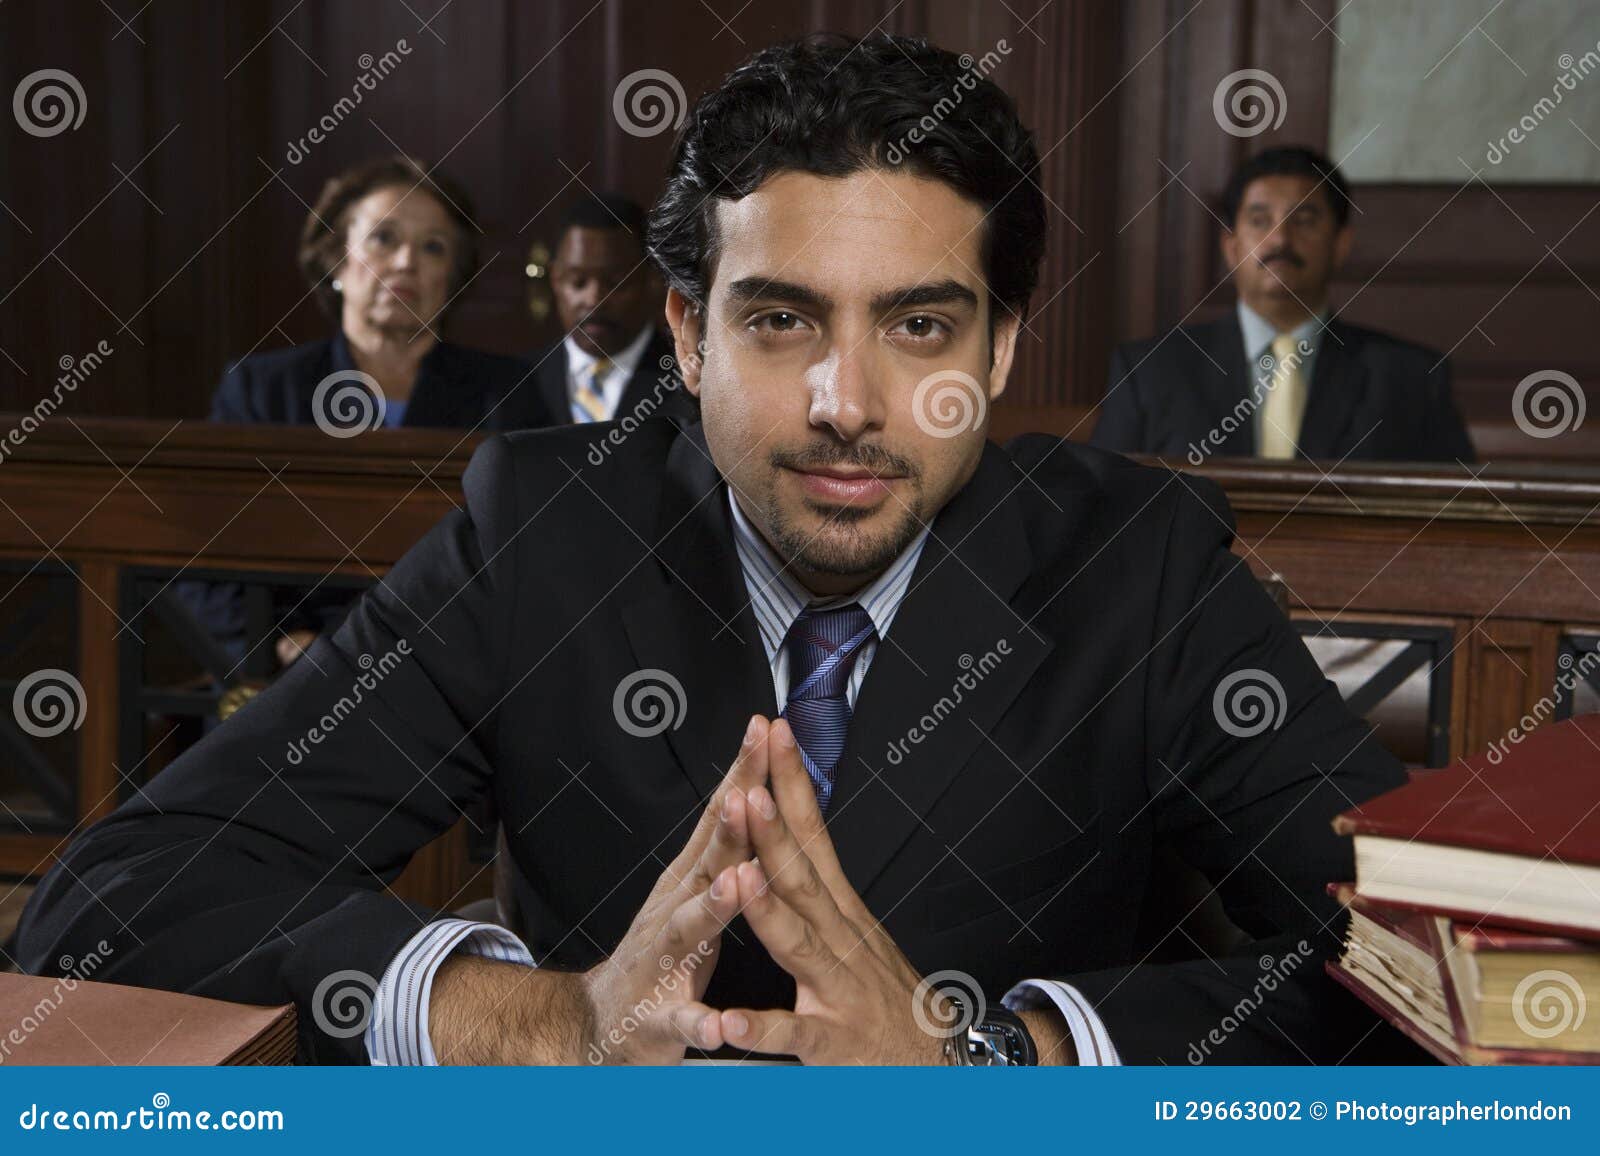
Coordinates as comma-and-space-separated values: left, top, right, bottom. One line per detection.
500, 328, 695, 429
210, 332, 536, 432
16, 419, 1405, 1064
1091, 315, 1475, 463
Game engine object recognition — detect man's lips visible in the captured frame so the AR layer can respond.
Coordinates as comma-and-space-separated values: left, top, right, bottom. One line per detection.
785, 465, 904, 506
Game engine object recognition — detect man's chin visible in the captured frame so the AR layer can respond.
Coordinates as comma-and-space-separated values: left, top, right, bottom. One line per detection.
786, 506, 921, 579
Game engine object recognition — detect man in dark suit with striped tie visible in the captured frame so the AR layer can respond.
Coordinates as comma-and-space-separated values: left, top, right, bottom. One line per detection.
17, 35, 1405, 1068
507, 193, 694, 431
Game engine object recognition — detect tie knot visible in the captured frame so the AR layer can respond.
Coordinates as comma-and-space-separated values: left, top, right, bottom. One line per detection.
1270, 334, 1300, 363
785, 603, 874, 702
588, 357, 613, 382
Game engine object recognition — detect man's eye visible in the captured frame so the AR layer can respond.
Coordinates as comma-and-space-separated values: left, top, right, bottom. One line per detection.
895, 315, 947, 340
754, 312, 805, 333
423, 238, 450, 257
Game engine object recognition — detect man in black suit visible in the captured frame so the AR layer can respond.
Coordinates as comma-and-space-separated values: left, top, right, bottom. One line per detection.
506, 193, 692, 430
1092, 146, 1474, 464
17, 35, 1404, 1066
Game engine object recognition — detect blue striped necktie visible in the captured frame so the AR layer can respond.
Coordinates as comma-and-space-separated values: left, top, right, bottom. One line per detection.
781, 602, 875, 813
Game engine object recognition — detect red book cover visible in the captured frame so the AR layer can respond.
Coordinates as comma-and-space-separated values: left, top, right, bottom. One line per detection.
1332, 714, 1600, 864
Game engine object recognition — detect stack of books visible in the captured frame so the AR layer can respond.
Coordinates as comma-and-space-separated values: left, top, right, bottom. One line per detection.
1329, 714, 1600, 1064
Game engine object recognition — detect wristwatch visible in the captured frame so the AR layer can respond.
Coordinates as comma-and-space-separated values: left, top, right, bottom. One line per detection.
945, 1003, 1038, 1066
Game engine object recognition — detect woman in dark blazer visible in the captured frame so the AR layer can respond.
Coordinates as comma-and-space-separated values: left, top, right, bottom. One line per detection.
194, 156, 536, 668
211, 153, 531, 432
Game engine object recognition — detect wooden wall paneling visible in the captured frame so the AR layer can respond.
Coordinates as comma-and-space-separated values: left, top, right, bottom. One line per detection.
1461, 618, 1559, 758
75, 559, 121, 826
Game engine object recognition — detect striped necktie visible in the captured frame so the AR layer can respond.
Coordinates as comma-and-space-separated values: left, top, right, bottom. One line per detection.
571, 357, 612, 423
781, 602, 875, 812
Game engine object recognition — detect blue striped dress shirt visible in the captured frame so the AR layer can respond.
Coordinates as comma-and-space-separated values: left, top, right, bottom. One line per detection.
366, 487, 1120, 1065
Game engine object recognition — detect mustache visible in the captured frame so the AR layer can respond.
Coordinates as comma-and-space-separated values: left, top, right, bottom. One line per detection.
771, 442, 918, 479
1260, 249, 1304, 267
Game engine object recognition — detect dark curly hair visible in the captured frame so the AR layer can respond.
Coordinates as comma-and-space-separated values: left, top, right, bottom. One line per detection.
647, 33, 1046, 333
298, 154, 480, 319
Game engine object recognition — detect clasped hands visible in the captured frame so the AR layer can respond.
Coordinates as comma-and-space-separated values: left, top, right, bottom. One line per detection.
578, 714, 953, 1065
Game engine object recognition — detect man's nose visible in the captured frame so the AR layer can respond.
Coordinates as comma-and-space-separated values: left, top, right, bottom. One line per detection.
808, 346, 884, 442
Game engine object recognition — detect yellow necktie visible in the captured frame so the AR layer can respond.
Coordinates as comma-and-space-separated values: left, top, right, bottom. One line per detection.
572, 357, 612, 423
1257, 334, 1307, 460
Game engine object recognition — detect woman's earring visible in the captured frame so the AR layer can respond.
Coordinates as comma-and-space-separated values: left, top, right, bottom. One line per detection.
331, 278, 343, 293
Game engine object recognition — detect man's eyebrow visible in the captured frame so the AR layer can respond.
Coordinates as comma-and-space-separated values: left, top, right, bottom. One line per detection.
722, 277, 833, 312
868, 279, 979, 315
720, 276, 980, 316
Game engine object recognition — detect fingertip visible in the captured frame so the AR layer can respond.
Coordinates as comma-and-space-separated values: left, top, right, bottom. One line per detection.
770, 718, 796, 749
747, 783, 777, 821
708, 863, 735, 905
720, 1009, 750, 1042
738, 858, 768, 900
698, 1010, 723, 1050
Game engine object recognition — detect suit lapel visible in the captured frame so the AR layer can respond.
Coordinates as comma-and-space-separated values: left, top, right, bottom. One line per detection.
1296, 319, 1370, 460
826, 443, 1058, 898
1192, 318, 1255, 456
614, 331, 675, 419
536, 342, 573, 426
405, 344, 481, 428
620, 423, 777, 800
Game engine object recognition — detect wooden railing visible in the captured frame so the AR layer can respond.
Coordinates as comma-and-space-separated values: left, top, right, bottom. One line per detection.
2, 415, 1597, 910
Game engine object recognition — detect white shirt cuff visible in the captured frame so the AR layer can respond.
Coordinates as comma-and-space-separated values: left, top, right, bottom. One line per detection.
365, 918, 534, 1066
1003, 979, 1122, 1065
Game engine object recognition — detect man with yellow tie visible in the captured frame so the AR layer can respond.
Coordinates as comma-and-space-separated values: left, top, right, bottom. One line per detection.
1092, 147, 1474, 464
506, 193, 695, 430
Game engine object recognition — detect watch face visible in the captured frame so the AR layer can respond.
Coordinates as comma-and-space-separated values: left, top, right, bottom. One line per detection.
969, 1011, 1037, 1065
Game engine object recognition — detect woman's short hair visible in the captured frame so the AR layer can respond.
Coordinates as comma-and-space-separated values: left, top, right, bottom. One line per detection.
297, 155, 480, 319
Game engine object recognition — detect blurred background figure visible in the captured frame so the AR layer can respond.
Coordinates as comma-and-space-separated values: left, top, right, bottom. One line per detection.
1091, 146, 1474, 464
190, 156, 534, 672
210, 154, 531, 430
505, 193, 691, 429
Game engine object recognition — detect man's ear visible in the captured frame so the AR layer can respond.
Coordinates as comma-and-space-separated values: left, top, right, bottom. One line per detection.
986, 312, 1021, 405
664, 287, 704, 397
